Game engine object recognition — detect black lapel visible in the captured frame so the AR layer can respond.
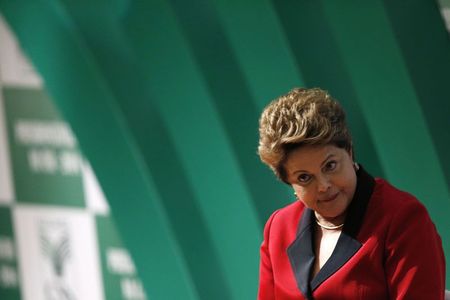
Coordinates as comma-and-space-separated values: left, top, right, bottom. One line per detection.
287, 208, 315, 300
287, 166, 376, 297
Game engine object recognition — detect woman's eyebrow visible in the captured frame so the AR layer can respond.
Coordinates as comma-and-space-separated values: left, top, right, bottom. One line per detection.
292, 153, 336, 175
293, 169, 307, 175
320, 153, 336, 167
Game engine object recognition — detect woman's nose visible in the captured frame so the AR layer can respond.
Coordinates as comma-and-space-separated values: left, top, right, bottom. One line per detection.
317, 174, 331, 192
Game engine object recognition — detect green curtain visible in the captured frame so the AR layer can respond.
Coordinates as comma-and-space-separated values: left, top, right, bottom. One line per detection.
1, 0, 449, 298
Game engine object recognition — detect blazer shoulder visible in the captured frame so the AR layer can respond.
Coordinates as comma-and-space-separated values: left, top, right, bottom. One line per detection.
269, 200, 305, 224
263, 200, 305, 245
358, 178, 437, 247
373, 178, 430, 217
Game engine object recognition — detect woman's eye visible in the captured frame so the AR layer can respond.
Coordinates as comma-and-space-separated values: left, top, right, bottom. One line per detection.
324, 160, 337, 171
297, 174, 311, 183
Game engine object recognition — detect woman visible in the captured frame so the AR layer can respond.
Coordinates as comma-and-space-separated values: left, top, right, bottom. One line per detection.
257, 88, 445, 299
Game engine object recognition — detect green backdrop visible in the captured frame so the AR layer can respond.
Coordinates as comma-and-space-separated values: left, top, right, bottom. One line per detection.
1, 0, 449, 298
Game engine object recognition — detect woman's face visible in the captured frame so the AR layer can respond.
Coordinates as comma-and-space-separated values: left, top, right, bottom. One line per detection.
284, 144, 357, 222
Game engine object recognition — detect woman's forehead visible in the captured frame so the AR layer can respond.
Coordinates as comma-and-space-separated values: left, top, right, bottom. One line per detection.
284, 145, 343, 172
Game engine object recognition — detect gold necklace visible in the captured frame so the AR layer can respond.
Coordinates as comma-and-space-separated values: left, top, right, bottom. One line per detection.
315, 218, 344, 230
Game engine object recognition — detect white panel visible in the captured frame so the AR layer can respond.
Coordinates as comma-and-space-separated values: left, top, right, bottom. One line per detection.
440, 8, 450, 31
0, 14, 42, 88
0, 87, 14, 204
13, 205, 105, 300
82, 160, 110, 215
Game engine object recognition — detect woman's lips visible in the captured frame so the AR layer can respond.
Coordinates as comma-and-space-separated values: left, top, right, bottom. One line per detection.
319, 192, 339, 202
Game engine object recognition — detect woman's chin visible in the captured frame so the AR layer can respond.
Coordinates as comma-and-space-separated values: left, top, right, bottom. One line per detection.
316, 206, 347, 222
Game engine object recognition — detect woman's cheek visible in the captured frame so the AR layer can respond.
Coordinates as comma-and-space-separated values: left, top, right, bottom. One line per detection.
298, 189, 312, 205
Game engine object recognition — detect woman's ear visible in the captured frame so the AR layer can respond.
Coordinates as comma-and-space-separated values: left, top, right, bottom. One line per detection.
349, 145, 359, 171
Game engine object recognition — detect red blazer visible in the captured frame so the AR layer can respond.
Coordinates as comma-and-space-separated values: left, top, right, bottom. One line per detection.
258, 167, 446, 300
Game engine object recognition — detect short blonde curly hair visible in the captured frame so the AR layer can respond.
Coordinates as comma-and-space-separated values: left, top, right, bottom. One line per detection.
258, 87, 352, 182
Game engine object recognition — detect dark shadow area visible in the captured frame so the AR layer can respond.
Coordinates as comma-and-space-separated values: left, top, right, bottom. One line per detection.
382, 0, 450, 193
167, 0, 292, 225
